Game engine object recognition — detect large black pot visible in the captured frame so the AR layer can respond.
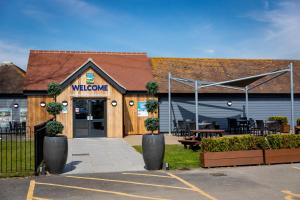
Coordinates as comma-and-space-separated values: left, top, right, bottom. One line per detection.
142, 134, 165, 170
43, 135, 68, 174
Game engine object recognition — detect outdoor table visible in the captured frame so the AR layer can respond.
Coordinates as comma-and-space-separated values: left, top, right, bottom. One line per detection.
190, 129, 224, 140
198, 122, 212, 128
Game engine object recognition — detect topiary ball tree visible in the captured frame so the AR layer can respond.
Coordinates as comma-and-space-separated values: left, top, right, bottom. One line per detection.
144, 81, 159, 134
46, 82, 64, 136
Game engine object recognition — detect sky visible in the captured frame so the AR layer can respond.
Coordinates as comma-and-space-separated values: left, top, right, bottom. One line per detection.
0, 0, 299, 69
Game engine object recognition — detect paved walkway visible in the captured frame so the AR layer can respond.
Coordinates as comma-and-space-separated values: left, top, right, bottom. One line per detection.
63, 138, 145, 174
124, 134, 182, 146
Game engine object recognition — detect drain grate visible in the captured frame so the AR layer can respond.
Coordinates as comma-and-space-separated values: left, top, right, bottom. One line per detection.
209, 172, 227, 177
72, 153, 90, 156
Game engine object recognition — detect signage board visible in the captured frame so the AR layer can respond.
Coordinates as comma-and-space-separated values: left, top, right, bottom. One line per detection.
72, 84, 108, 91
86, 72, 95, 84
137, 101, 148, 117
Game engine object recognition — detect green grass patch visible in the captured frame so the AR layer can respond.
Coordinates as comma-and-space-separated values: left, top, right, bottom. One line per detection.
0, 140, 34, 178
133, 145, 200, 170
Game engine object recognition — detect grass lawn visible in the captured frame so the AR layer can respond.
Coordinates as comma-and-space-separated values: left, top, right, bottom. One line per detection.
0, 140, 34, 178
133, 145, 200, 170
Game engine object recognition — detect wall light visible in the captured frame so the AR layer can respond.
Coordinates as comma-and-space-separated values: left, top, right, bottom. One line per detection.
227, 101, 232, 107
13, 103, 19, 108
62, 101, 68, 107
40, 102, 46, 107
111, 100, 117, 107
129, 100, 134, 106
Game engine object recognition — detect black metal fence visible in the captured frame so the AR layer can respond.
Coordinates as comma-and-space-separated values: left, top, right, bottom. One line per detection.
34, 121, 48, 175
0, 124, 34, 176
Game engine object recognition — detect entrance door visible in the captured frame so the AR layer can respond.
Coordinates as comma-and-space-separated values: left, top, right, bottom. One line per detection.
73, 99, 106, 138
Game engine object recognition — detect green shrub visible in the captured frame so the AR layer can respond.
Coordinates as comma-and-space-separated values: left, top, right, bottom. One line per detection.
268, 116, 288, 125
297, 118, 300, 125
201, 135, 267, 152
145, 82, 159, 95
46, 102, 63, 116
144, 81, 159, 133
144, 118, 159, 133
265, 134, 300, 149
145, 100, 158, 113
47, 82, 62, 97
46, 121, 64, 136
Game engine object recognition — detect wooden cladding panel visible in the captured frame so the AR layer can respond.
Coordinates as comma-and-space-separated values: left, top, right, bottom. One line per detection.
56, 68, 123, 138
124, 94, 158, 135
27, 96, 52, 136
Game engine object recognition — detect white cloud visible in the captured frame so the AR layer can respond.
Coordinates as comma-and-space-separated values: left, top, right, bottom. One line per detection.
239, 0, 300, 59
0, 41, 29, 70
204, 49, 215, 54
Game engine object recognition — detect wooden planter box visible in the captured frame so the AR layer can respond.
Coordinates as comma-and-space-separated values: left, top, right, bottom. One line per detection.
200, 150, 264, 168
264, 148, 300, 164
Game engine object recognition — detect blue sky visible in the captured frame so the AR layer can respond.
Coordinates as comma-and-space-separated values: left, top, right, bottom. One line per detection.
0, 0, 299, 69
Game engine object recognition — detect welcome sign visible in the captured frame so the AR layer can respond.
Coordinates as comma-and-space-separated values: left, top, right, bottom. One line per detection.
72, 84, 108, 91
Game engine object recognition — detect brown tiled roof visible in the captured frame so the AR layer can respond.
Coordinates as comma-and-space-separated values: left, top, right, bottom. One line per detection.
24, 50, 153, 91
151, 58, 300, 93
0, 63, 26, 94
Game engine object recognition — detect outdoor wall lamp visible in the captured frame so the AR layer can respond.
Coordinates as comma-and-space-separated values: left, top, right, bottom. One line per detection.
13, 103, 19, 108
40, 102, 46, 107
111, 100, 117, 107
129, 100, 134, 106
62, 101, 68, 107
227, 101, 232, 107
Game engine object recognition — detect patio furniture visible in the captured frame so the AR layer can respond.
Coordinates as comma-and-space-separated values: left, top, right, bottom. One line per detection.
176, 120, 187, 136
254, 120, 267, 136
266, 120, 280, 134
237, 118, 249, 134
190, 129, 224, 140
227, 118, 238, 134
296, 126, 300, 134
178, 139, 200, 149
198, 121, 212, 129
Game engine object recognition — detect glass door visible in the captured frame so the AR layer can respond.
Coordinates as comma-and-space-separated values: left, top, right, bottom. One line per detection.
73, 98, 106, 138
74, 99, 89, 137
90, 99, 106, 137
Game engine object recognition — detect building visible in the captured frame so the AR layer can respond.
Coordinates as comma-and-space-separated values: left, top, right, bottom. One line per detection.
24, 50, 300, 138
0, 62, 27, 128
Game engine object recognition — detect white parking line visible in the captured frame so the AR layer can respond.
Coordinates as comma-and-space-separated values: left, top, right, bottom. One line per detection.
36, 182, 169, 200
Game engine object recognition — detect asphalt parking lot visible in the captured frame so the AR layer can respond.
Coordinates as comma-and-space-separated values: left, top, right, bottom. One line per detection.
0, 163, 299, 200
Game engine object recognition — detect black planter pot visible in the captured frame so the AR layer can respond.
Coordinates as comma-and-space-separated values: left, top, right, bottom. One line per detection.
43, 135, 68, 174
142, 134, 165, 170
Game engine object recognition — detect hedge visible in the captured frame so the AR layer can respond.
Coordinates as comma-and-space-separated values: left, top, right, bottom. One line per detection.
268, 116, 288, 125
201, 134, 300, 152
201, 135, 267, 152
265, 134, 300, 149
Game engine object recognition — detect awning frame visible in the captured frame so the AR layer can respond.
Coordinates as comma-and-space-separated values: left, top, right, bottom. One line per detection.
168, 63, 295, 134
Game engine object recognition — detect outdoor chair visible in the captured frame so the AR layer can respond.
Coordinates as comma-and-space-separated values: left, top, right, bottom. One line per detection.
177, 120, 187, 137
227, 118, 238, 134
254, 120, 267, 136
266, 121, 280, 134
248, 118, 256, 133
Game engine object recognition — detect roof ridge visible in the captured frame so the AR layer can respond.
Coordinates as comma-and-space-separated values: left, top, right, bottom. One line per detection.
151, 57, 300, 61
30, 50, 147, 55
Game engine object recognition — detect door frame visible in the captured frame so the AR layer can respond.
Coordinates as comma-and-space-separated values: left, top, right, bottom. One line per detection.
72, 97, 107, 138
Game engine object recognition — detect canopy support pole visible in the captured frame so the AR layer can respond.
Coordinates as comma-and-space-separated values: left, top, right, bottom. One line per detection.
290, 63, 295, 133
195, 80, 199, 129
245, 86, 249, 118
168, 72, 172, 135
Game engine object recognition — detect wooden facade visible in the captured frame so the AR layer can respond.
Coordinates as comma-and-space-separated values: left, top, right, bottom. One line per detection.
124, 94, 158, 135
27, 63, 156, 138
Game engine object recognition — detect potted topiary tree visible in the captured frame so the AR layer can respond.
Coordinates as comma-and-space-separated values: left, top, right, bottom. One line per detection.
43, 83, 68, 174
142, 81, 165, 170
